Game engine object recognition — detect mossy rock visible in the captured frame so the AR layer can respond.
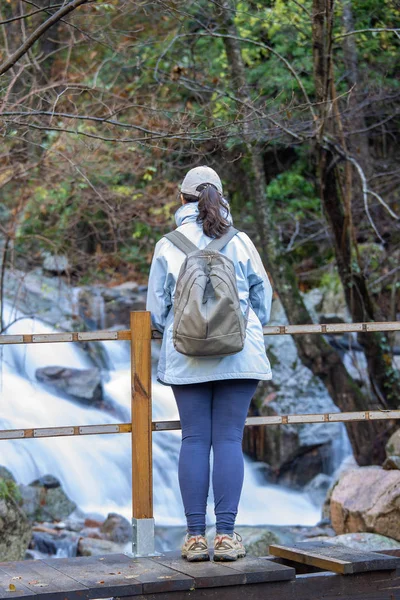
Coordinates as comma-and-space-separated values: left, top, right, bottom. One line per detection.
245, 531, 280, 557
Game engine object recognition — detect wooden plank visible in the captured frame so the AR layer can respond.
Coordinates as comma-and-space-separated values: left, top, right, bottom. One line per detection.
0, 567, 36, 600
150, 554, 246, 588
131, 311, 153, 519
269, 542, 400, 574
123, 558, 193, 593
114, 569, 400, 600
213, 556, 295, 584
42, 554, 142, 598
0, 560, 87, 600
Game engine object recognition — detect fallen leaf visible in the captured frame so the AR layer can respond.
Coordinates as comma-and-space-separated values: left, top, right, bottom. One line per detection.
8, 584, 16, 591
98, 581, 105, 584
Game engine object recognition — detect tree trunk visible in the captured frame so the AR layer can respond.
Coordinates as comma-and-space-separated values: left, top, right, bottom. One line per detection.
311, 0, 400, 410
215, 0, 391, 465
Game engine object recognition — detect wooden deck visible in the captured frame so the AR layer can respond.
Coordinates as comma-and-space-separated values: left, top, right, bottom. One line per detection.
1, 544, 400, 600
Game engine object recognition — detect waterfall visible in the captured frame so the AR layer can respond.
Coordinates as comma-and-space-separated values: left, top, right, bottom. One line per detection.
0, 301, 322, 527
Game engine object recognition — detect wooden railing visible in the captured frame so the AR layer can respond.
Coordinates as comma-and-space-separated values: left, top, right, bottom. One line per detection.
1, 311, 400, 555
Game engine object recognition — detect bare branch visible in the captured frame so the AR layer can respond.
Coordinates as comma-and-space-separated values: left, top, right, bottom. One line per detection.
0, 4, 64, 25
334, 28, 400, 41
0, 0, 91, 76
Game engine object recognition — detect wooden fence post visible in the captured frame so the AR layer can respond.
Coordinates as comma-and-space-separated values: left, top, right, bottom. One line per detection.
130, 311, 154, 556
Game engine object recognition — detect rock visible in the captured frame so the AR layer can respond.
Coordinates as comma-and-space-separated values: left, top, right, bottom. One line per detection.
20, 478, 76, 522
309, 533, 400, 552
385, 429, 400, 458
243, 295, 347, 487
43, 254, 70, 274
84, 517, 104, 529
31, 530, 79, 557
30, 474, 61, 489
77, 537, 127, 556
330, 466, 400, 541
0, 466, 15, 482
0, 496, 32, 560
305, 474, 333, 507
322, 455, 358, 520
244, 530, 280, 557
78, 285, 146, 329
383, 456, 400, 470
36, 366, 103, 405
100, 512, 131, 543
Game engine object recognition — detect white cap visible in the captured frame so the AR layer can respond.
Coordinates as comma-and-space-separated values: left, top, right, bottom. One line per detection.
180, 166, 223, 197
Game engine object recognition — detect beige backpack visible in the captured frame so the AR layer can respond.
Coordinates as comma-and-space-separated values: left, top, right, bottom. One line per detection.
164, 228, 248, 357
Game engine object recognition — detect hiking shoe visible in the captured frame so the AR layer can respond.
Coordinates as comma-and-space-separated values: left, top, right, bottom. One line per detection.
213, 532, 246, 561
181, 534, 210, 562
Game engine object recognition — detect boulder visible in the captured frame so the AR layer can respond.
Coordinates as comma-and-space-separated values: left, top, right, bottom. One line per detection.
310, 532, 400, 552
36, 366, 103, 405
305, 473, 333, 508
244, 530, 280, 557
20, 476, 76, 522
383, 456, 400, 470
43, 254, 70, 274
78, 284, 146, 329
243, 295, 345, 487
0, 495, 31, 561
0, 466, 15, 482
322, 454, 358, 520
77, 537, 127, 556
385, 429, 400, 458
100, 513, 131, 544
330, 466, 400, 541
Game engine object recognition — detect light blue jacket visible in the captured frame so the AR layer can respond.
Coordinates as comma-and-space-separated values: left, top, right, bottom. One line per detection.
146, 202, 273, 385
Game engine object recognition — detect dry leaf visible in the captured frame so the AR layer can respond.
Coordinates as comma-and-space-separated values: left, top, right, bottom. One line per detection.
98, 581, 105, 584
8, 584, 16, 591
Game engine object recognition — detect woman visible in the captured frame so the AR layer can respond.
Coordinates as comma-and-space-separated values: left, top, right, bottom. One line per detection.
146, 166, 273, 562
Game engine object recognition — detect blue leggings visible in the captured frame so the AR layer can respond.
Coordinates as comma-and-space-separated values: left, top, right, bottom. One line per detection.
171, 379, 259, 536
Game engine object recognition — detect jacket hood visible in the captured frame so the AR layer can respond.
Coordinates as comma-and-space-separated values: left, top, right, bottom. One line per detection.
174, 201, 233, 228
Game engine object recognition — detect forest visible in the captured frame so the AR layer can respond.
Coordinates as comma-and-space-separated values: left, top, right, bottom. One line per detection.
0, 0, 400, 560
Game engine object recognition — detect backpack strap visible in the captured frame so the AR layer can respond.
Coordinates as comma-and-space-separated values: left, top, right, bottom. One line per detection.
164, 231, 198, 255
205, 227, 240, 252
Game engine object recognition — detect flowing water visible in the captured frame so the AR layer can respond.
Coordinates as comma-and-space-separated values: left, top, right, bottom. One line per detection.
0, 301, 325, 530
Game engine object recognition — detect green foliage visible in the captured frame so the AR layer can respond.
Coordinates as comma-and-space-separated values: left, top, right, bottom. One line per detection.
0, 479, 22, 504
266, 161, 320, 219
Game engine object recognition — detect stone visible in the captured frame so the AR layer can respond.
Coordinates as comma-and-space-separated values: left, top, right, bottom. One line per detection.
100, 512, 131, 543
36, 366, 103, 405
0, 496, 32, 561
323, 455, 358, 520
383, 456, 400, 470
30, 474, 60, 489
78, 285, 146, 329
31, 530, 79, 557
77, 537, 126, 556
0, 466, 15, 482
243, 294, 348, 487
305, 473, 333, 507
20, 480, 76, 522
43, 254, 70, 274
244, 530, 280, 557
310, 532, 400, 552
385, 429, 400, 458
330, 466, 400, 541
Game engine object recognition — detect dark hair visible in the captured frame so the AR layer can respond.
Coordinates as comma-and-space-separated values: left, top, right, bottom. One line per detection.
182, 183, 230, 238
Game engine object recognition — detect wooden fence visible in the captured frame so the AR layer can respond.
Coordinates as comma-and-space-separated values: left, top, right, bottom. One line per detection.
0, 311, 400, 555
